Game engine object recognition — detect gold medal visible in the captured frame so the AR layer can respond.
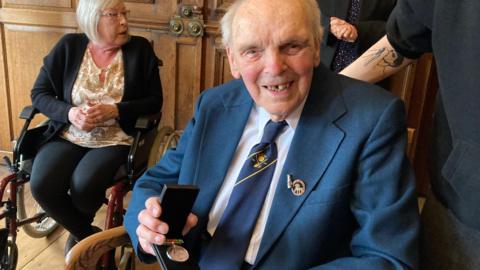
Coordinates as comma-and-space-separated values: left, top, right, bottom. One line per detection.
166, 244, 189, 262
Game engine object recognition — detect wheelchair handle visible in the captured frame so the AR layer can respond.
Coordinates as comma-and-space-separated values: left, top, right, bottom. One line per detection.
2, 156, 13, 172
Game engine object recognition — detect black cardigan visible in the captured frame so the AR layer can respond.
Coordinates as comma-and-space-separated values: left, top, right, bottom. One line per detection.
31, 33, 163, 143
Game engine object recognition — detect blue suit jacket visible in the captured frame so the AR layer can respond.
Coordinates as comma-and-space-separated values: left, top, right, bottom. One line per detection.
125, 65, 419, 269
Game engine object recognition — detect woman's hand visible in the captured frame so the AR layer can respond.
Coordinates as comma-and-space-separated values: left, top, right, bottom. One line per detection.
136, 197, 198, 255
68, 107, 96, 131
83, 103, 119, 124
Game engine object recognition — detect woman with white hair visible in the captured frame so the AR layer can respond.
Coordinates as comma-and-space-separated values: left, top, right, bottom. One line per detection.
29, 0, 162, 255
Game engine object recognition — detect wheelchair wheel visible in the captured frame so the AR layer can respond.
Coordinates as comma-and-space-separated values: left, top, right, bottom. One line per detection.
118, 245, 136, 270
0, 240, 18, 270
16, 182, 59, 238
148, 126, 182, 167
148, 126, 173, 167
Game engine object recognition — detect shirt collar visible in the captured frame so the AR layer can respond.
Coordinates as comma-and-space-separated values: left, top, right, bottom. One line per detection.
255, 96, 307, 133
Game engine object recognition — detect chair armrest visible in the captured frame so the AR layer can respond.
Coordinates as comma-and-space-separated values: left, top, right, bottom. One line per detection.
13, 106, 44, 164
134, 112, 162, 130
19, 105, 39, 120
127, 112, 162, 179
65, 226, 131, 270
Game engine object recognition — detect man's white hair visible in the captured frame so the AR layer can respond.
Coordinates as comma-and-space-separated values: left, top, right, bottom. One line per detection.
220, 0, 324, 47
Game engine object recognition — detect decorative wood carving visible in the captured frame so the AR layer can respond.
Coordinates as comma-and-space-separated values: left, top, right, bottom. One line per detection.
125, 0, 154, 3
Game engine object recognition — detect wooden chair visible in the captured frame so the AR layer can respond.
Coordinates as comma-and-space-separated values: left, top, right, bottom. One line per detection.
65, 226, 132, 270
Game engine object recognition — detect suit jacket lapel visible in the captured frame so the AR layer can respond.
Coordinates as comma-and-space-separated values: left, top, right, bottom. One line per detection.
194, 81, 253, 216
254, 66, 347, 264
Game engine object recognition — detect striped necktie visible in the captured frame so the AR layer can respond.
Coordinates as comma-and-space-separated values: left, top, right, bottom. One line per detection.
199, 120, 287, 270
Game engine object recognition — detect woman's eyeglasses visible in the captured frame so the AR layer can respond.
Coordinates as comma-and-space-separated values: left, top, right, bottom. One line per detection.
101, 10, 130, 20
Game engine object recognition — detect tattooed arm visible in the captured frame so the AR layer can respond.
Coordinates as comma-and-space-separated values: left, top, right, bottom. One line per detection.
340, 36, 414, 83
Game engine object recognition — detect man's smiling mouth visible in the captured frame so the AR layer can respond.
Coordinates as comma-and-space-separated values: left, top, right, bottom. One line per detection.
263, 82, 292, 92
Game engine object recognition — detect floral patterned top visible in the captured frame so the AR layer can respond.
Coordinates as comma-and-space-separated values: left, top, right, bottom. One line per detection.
60, 48, 133, 147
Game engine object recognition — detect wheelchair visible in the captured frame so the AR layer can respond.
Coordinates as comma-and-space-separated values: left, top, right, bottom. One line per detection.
65, 126, 182, 270
0, 105, 161, 270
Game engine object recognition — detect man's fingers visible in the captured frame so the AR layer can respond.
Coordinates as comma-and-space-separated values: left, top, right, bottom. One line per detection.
136, 223, 167, 246
145, 197, 162, 217
138, 209, 169, 234
138, 238, 154, 255
182, 213, 198, 235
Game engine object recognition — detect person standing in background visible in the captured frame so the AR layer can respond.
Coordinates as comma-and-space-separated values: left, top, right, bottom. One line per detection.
317, 0, 396, 72
340, 0, 480, 269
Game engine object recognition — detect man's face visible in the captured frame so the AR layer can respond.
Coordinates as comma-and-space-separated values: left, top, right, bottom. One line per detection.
226, 0, 320, 121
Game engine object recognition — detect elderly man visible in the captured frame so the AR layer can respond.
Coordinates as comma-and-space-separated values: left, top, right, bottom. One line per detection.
125, 0, 419, 269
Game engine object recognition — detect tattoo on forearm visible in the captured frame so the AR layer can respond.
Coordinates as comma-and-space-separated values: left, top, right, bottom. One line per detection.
363, 47, 385, 66
361, 47, 405, 74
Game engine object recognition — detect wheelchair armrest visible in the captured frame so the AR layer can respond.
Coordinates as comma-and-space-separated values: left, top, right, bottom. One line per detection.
65, 226, 131, 270
127, 112, 162, 180
19, 105, 39, 120
13, 106, 45, 164
134, 111, 162, 130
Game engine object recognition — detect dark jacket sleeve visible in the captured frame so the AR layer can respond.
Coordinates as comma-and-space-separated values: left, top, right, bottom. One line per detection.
356, 0, 397, 55
117, 36, 163, 134
31, 34, 79, 124
386, 0, 433, 59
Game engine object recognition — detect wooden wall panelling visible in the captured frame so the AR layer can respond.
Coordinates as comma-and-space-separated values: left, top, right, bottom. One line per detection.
130, 0, 205, 131
409, 54, 437, 195
385, 54, 436, 195
0, 8, 77, 28
3, 0, 73, 9
387, 63, 416, 113
126, 0, 175, 25
205, 0, 233, 18
131, 27, 204, 131
172, 36, 203, 130
0, 4, 77, 156
182, 0, 205, 8
0, 23, 13, 155
4, 24, 75, 140
203, 33, 233, 90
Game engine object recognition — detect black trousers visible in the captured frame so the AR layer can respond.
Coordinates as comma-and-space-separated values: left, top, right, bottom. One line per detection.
30, 138, 129, 239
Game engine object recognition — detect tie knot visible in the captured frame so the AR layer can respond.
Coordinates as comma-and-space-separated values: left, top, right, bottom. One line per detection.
260, 120, 287, 144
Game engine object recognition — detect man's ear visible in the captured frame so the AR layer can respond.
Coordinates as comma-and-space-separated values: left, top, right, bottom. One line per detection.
226, 47, 241, 79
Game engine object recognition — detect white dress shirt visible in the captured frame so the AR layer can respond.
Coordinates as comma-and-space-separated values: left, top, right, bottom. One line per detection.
207, 99, 306, 264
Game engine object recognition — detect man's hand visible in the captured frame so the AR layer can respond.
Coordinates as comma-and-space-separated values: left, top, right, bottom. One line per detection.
136, 197, 198, 255
330, 17, 358, 43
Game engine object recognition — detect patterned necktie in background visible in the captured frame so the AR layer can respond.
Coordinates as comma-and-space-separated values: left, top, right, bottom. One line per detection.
199, 120, 287, 270
331, 0, 360, 73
